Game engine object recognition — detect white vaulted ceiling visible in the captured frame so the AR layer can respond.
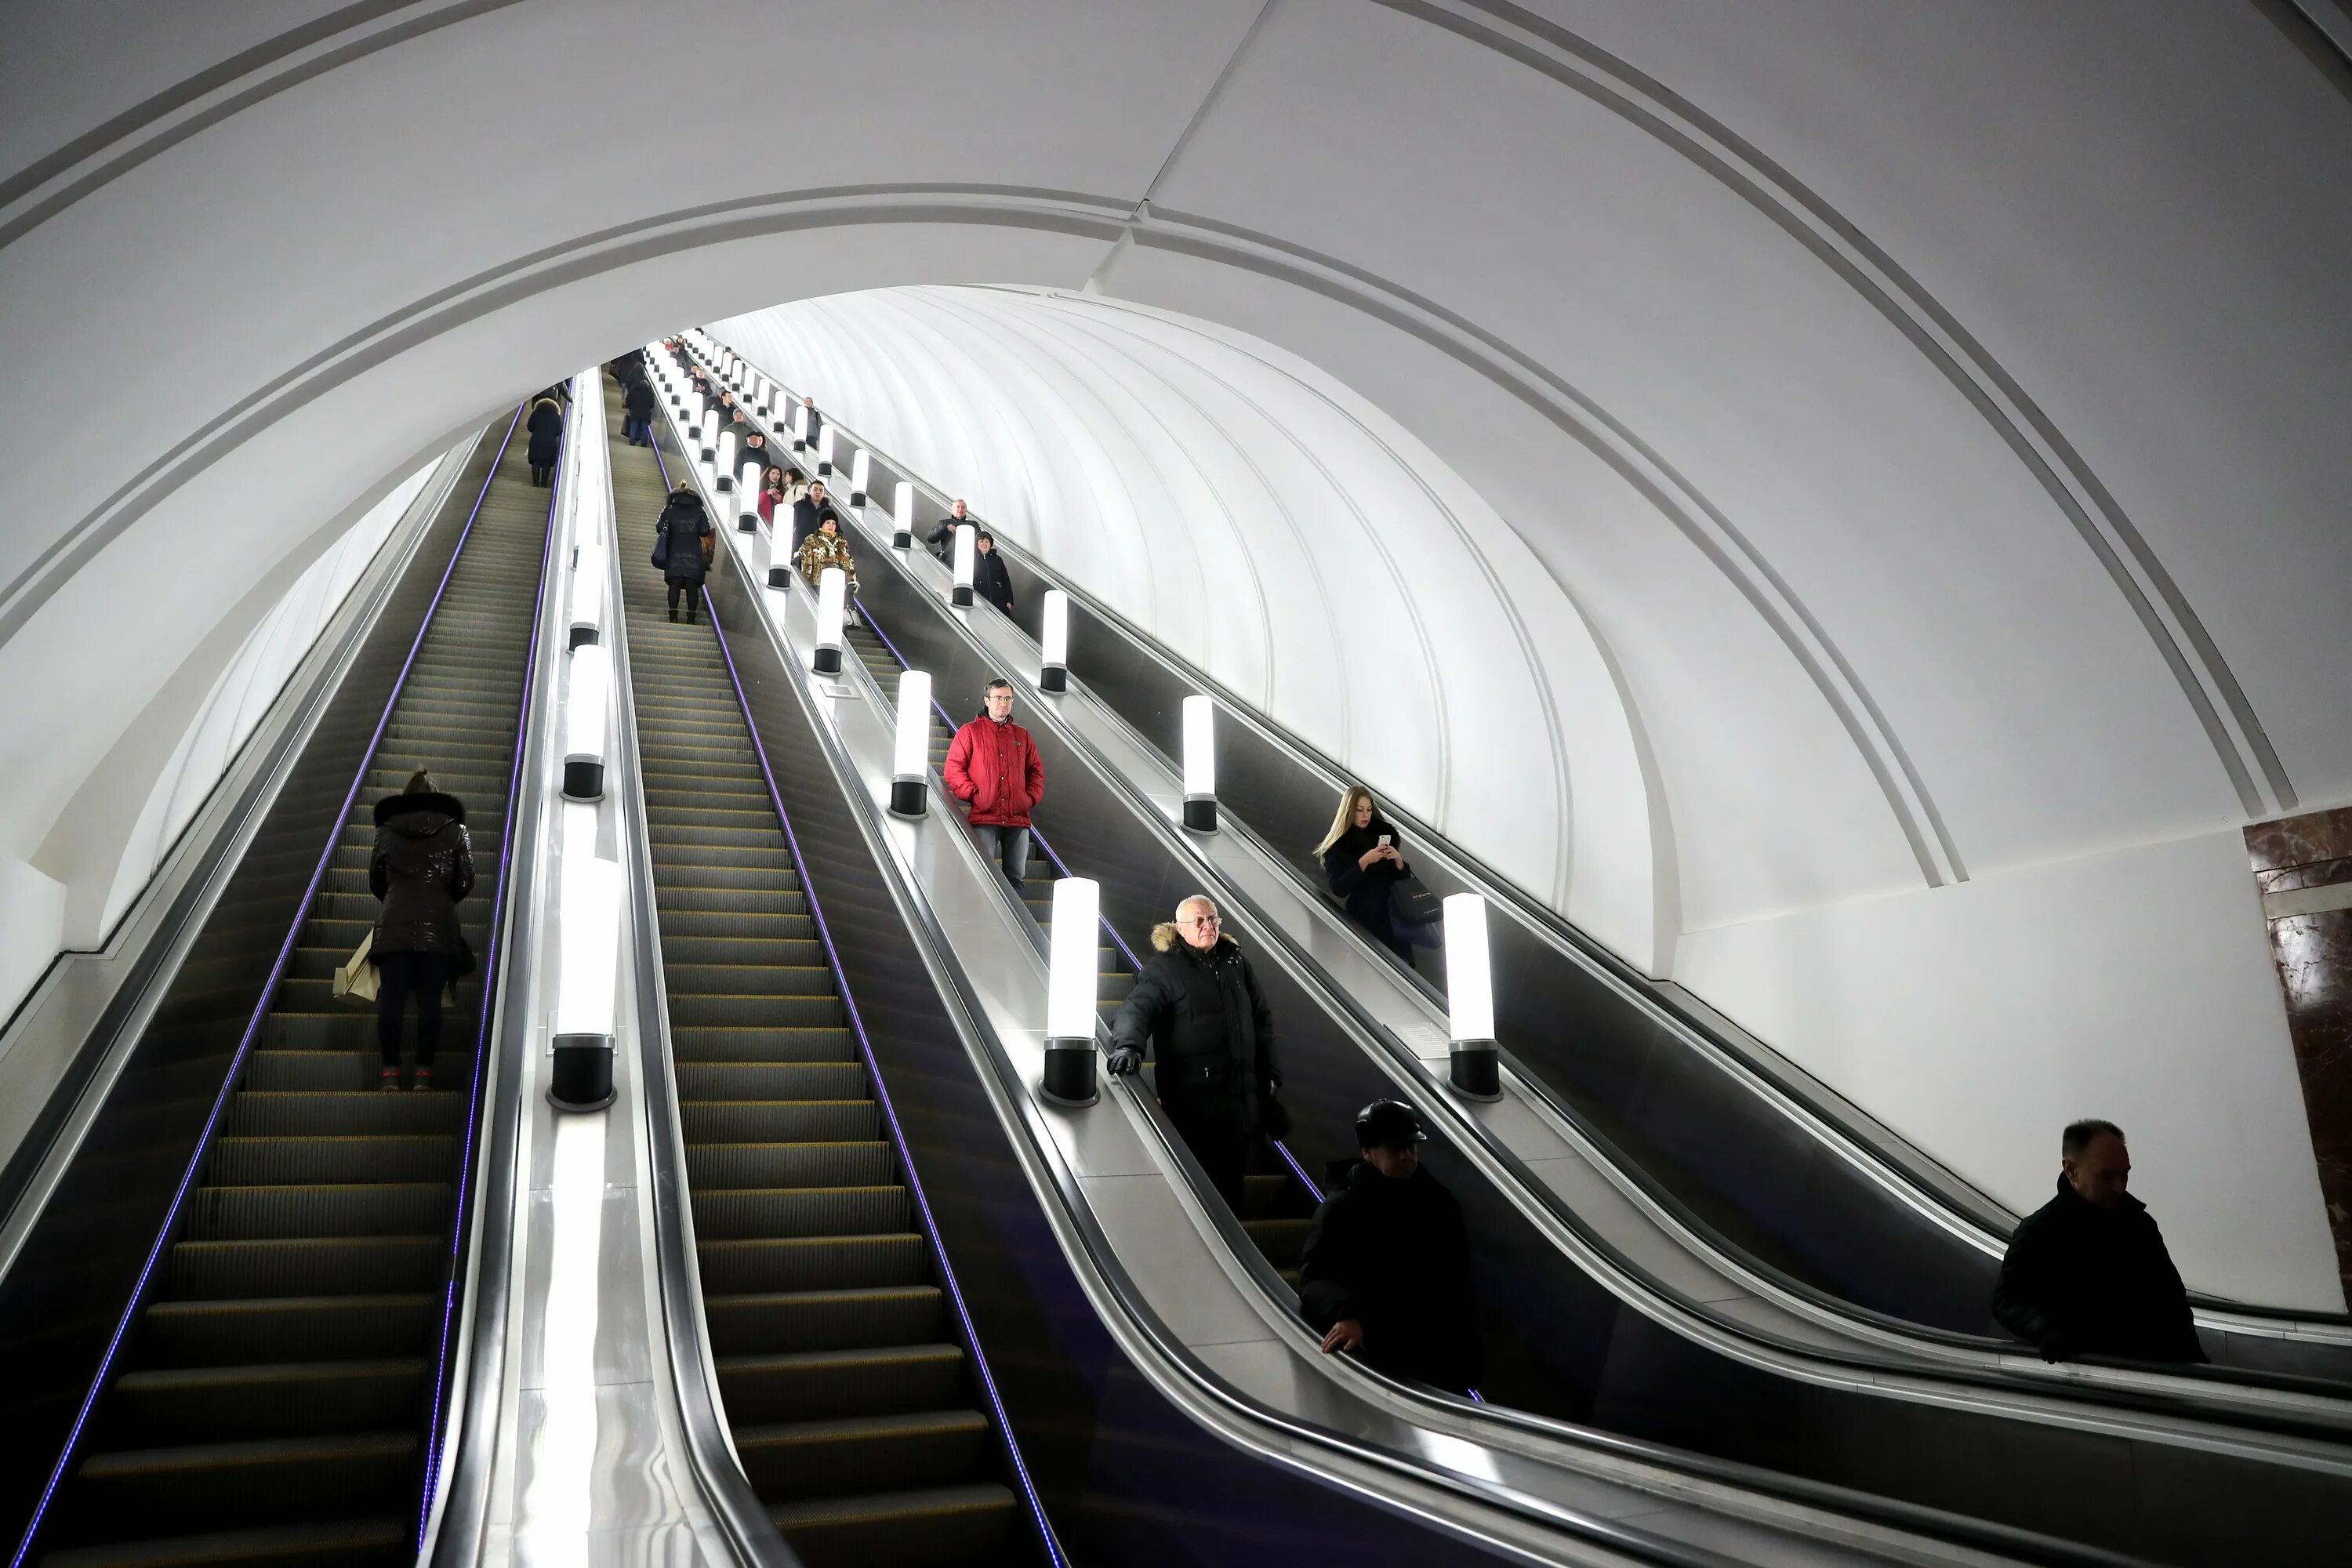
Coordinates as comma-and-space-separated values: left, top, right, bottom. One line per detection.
1, 0, 2347, 1301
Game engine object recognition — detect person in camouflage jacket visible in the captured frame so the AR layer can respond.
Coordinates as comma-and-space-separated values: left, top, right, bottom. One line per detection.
792, 513, 858, 592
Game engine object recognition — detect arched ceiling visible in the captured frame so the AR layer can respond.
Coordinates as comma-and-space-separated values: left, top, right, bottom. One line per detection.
2, 0, 2348, 1300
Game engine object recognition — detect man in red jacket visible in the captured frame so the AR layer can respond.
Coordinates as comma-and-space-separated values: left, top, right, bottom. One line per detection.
943, 678, 1045, 890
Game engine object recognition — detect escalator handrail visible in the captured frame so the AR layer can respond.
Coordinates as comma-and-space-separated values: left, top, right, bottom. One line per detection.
690, 346, 2352, 1345
8, 404, 530, 1568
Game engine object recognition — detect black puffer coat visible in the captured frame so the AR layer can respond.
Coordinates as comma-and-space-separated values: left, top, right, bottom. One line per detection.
624, 376, 656, 422
369, 793, 475, 955
1323, 820, 1411, 957
1300, 1160, 1480, 1391
656, 490, 713, 586
1993, 1178, 2206, 1362
526, 398, 564, 466
973, 549, 1015, 614
1110, 931, 1279, 1138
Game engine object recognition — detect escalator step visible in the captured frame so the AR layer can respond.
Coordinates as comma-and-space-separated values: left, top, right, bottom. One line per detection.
62, 1432, 416, 1537
767, 1484, 1016, 1568
188, 1183, 452, 1240
695, 1232, 923, 1294
136, 1295, 437, 1369
166, 1235, 442, 1298
703, 1285, 946, 1356
684, 1142, 894, 1191
692, 1185, 909, 1240
103, 1359, 423, 1445
39, 1515, 411, 1568
733, 1409, 990, 1501
208, 1135, 456, 1185
670, 1025, 855, 1063
675, 1058, 864, 1096
717, 1342, 966, 1425
680, 1100, 880, 1144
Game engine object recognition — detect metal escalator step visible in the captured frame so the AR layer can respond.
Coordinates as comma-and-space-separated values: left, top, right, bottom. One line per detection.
732, 1410, 989, 1502
208, 1135, 456, 1185
685, 1142, 895, 1192
246, 1050, 393, 1091
675, 1058, 863, 1097
103, 1359, 423, 1446
136, 1294, 437, 1374
656, 887, 809, 916
166, 1235, 442, 1298
650, 843, 798, 872
691, 1185, 907, 1240
1243, 1218, 1312, 1269
703, 1285, 946, 1356
224, 1091, 462, 1137
188, 1183, 450, 1240
38, 1514, 410, 1568
695, 1232, 924, 1294
680, 1100, 879, 1145
717, 1343, 965, 1425
670, 1025, 854, 1063
60, 1432, 416, 1537
664, 963, 832, 999
767, 1483, 1016, 1568
640, 804, 784, 830
659, 934, 822, 967
651, 865, 807, 894
667, 993, 843, 1028
648, 824, 797, 851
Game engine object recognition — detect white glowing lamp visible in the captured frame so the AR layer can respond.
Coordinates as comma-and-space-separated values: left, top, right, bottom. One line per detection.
737, 461, 763, 532
812, 567, 847, 675
1180, 695, 1216, 831
714, 431, 737, 492
890, 670, 932, 816
1038, 590, 1070, 693
568, 543, 606, 651
549, 854, 621, 1111
1041, 877, 1102, 1106
848, 448, 870, 508
562, 644, 612, 802
815, 424, 836, 477
892, 481, 915, 549
697, 402, 717, 463
1443, 893, 1502, 1098
790, 401, 808, 452
951, 524, 976, 608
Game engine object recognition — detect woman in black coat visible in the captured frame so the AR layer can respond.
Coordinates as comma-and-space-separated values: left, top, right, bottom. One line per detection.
370, 768, 475, 1090
1105, 896, 1283, 1210
525, 395, 564, 486
1319, 786, 1419, 963
622, 374, 656, 448
654, 481, 713, 622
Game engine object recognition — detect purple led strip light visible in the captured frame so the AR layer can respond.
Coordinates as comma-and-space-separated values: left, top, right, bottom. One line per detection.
651, 430, 1069, 1566
7, 405, 527, 1568
414, 396, 568, 1546
857, 604, 1323, 1203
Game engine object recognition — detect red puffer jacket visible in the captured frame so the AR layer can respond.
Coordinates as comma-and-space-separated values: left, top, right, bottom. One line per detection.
943, 713, 1044, 827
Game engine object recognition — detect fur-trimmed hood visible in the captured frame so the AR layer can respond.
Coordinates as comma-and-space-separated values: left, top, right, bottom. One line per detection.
375, 791, 466, 831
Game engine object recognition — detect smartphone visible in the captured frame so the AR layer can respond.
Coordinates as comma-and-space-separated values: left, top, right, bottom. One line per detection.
1377, 834, 1391, 847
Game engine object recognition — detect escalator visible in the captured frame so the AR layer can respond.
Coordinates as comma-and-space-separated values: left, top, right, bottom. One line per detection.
22, 413, 549, 1566
608, 385, 1033, 1566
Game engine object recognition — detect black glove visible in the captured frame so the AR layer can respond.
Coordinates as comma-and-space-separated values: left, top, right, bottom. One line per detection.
1261, 1095, 1293, 1140
2039, 1330, 2078, 1364
1105, 1046, 1143, 1076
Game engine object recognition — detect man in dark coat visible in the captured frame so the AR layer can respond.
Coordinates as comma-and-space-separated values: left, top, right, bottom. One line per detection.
1300, 1100, 1480, 1393
370, 768, 475, 1091
926, 499, 974, 560
790, 481, 841, 553
525, 396, 564, 487
942, 679, 1043, 890
739, 429, 771, 481
1107, 895, 1281, 1210
622, 373, 657, 447
972, 531, 1016, 614
800, 394, 822, 450
654, 482, 713, 622
1993, 1119, 2205, 1363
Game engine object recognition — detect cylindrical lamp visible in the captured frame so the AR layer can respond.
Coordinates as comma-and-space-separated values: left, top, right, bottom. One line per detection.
813, 567, 847, 675
684, 398, 703, 443
1038, 590, 1069, 693
892, 481, 914, 549
1181, 695, 1216, 831
1443, 894, 1502, 1099
790, 402, 808, 453
697, 403, 717, 465
738, 461, 763, 532
713, 431, 736, 492
1041, 877, 1102, 1107
815, 424, 836, 478
549, 854, 621, 1112
568, 546, 605, 651
848, 448, 870, 509
951, 524, 976, 607
563, 645, 612, 801
890, 670, 931, 816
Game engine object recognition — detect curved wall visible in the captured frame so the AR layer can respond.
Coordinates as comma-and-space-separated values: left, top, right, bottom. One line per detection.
0, 0, 2345, 1300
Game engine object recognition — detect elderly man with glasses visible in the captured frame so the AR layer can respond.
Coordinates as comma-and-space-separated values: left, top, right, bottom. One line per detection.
1106, 895, 1286, 1210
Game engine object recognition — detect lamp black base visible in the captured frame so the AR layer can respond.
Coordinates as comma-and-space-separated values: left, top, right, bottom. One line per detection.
568, 626, 599, 651
715, 476, 732, 494
562, 759, 604, 802
549, 1034, 616, 1112
737, 515, 757, 534
768, 566, 791, 589
1182, 797, 1218, 833
1449, 1044, 1503, 1101
1040, 1040, 1099, 1108
818, 461, 833, 477
793, 441, 807, 454
1038, 665, 1068, 694
850, 491, 867, 508
951, 586, 974, 607
893, 532, 913, 551
889, 778, 927, 816
814, 645, 843, 674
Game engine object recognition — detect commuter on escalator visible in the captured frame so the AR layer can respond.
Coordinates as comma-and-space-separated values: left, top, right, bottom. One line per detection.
925, 498, 974, 560
800, 394, 822, 449
1300, 1099, 1481, 1394
369, 768, 475, 1092
972, 531, 1016, 615
741, 429, 771, 479
526, 394, 564, 487
780, 466, 811, 509
1106, 895, 1287, 1213
622, 372, 657, 448
1317, 786, 1436, 964
1993, 1120, 2206, 1364
758, 466, 786, 526
943, 679, 1043, 893
793, 513, 858, 594
652, 480, 714, 624
790, 480, 841, 553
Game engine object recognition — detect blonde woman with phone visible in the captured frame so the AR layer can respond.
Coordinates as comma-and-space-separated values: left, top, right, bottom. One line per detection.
1316, 786, 1439, 963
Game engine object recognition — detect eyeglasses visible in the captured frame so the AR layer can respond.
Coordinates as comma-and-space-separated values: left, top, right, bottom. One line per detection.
1181, 913, 1220, 927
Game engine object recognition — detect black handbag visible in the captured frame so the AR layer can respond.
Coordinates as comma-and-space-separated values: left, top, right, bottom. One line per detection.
650, 528, 670, 570
1388, 875, 1443, 929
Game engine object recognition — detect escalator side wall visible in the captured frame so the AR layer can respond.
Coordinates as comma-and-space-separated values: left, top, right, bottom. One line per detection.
0, 427, 507, 1541
699, 550, 1529, 1568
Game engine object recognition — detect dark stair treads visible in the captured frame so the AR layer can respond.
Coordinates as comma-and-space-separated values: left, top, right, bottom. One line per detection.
692, 1185, 909, 1240
769, 1484, 1018, 1568
703, 1286, 947, 1356
103, 1359, 423, 1444
670, 1025, 855, 1063
187, 1182, 453, 1240
40, 1515, 412, 1568
60, 1432, 416, 1537
136, 1296, 437, 1369
734, 1409, 992, 1501
717, 1343, 967, 1425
